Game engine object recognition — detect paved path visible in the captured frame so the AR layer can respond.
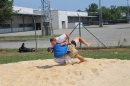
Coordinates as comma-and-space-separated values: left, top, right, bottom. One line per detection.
0, 24, 130, 49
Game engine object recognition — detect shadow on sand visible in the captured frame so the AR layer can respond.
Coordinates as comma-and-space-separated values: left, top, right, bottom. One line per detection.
36, 61, 81, 69
36, 64, 66, 69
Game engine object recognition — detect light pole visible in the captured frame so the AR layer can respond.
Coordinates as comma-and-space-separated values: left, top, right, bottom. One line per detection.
127, 0, 130, 23
32, 15, 38, 51
41, 0, 53, 36
99, 0, 103, 27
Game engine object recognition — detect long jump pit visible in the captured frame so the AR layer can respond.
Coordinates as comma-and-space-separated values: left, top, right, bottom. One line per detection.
0, 58, 130, 86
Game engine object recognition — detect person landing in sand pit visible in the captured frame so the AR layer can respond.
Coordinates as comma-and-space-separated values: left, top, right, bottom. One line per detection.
48, 33, 93, 65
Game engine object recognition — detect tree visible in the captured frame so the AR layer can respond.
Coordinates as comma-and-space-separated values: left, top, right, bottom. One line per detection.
118, 6, 127, 13
101, 5, 122, 20
85, 3, 124, 23
102, 6, 111, 20
77, 9, 81, 12
85, 3, 98, 16
110, 5, 122, 20
0, 0, 17, 24
118, 6, 130, 17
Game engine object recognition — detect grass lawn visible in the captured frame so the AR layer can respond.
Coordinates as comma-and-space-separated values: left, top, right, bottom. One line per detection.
0, 48, 130, 64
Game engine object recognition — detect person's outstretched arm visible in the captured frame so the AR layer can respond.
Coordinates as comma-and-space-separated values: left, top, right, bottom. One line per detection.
65, 33, 71, 44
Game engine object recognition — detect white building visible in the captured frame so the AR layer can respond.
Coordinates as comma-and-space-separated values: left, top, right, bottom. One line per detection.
51, 10, 88, 29
0, 6, 93, 34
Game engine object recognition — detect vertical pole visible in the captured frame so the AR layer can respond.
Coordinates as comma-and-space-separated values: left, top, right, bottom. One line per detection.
127, 0, 130, 23
38, 27, 39, 48
23, 15, 25, 31
32, 15, 38, 51
11, 20, 13, 32
99, 0, 103, 27
78, 14, 82, 49
41, 0, 43, 35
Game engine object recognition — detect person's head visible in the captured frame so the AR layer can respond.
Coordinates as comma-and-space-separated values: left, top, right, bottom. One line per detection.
50, 38, 57, 46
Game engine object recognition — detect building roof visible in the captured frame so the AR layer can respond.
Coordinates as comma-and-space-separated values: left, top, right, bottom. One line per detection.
13, 6, 97, 17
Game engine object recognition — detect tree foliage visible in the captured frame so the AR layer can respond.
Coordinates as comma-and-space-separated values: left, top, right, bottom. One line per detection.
77, 9, 81, 12
102, 5, 122, 20
118, 6, 127, 13
101, 6, 111, 20
0, 0, 17, 24
110, 5, 122, 20
85, 3, 98, 16
86, 3, 98, 12
85, 3, 124, 20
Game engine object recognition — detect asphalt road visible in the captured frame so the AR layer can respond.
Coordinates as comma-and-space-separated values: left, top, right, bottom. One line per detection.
0, 24, 130, 49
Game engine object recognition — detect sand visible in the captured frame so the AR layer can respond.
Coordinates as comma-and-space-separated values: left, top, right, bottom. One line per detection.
0, 58, 130, 86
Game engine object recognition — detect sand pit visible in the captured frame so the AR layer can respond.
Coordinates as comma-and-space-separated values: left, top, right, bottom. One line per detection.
0, 58, 130, 86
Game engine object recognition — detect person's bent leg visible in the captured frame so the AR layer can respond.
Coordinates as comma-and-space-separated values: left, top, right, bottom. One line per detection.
65, 55, 73, 65
73, 37, 93, 47
75, 54, 87, 62
54, 58, 66, 65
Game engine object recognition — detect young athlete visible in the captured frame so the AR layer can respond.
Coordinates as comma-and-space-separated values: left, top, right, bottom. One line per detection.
54, 33, 72, 64
49, 33, 93, 65
48, 37, 92, 64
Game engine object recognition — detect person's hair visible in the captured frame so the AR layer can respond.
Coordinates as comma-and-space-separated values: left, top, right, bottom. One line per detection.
50, 38, 56, 42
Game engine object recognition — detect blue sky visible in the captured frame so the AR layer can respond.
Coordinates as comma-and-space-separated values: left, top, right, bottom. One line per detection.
14, 0, 129, 11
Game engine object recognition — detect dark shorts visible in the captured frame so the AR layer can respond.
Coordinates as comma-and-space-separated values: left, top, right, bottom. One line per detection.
71, 40, 76, 47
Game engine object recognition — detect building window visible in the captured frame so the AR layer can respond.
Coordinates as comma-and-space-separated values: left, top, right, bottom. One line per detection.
27, 24, 33, 27
19, 24, 33, 27
19, 24, 24, 27
0, 24, 10, 29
